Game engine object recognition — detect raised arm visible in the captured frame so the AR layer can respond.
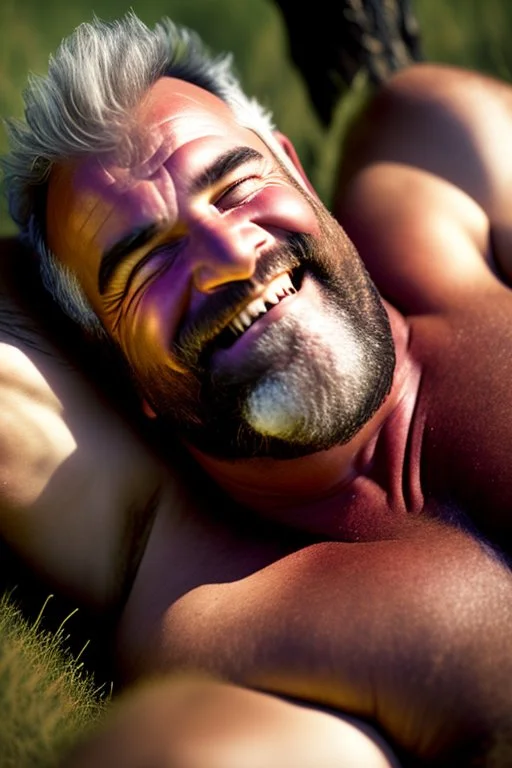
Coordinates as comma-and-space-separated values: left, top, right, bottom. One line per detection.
334, 63, 512, 313
0, 237, 182, 609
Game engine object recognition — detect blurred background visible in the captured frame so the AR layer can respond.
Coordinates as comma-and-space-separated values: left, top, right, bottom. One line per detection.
1, 0, 511, 235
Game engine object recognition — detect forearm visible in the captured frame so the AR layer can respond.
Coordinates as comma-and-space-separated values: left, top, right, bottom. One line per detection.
63, 675, 401, 768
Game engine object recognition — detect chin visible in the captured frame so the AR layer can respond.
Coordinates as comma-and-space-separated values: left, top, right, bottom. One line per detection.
142, 343, 394, 460
155, 315, 394, 461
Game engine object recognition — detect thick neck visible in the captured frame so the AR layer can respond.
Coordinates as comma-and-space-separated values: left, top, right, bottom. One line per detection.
189, 302, 415, 517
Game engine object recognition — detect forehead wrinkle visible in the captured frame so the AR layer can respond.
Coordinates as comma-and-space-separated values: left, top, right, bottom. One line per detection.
91, 129, 178, 209
77, 193, 114, 236
65, 165, 125, 253
92, 177, 176, 254
124, 103, 221, 184
149, 163, 178, 222
71, 201, 119, 269
131, 132, 178, 180
68, 163, 111, 233
79, 159, 172, 236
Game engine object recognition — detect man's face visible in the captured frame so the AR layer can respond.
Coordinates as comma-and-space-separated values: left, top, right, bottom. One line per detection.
47, 77, 395, 459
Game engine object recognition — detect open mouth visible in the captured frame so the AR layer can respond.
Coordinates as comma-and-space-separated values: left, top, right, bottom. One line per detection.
214, 268, 303, 350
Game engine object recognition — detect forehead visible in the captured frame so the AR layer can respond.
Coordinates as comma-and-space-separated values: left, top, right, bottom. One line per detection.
139, 75, 236, 131
50, 76, 262, 205
46, 77, 270, 286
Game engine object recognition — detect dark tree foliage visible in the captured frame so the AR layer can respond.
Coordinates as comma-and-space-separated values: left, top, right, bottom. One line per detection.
273, 0, 423, 124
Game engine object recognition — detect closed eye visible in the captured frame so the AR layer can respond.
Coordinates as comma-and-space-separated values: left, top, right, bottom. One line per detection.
108, 241, 183, 310
215, 176, 262, 211
131, 240, 184, 283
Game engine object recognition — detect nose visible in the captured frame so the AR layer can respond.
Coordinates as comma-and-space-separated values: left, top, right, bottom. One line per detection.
190, 216, 271, 293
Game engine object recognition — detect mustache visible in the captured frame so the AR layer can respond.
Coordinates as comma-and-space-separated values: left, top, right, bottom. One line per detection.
174, 233, 314, 370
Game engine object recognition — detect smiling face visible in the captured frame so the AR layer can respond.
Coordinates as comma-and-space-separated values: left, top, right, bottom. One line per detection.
46, 77, 395, 459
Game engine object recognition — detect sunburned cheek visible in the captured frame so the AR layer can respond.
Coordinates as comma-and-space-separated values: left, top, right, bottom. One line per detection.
255, 187, 320, 235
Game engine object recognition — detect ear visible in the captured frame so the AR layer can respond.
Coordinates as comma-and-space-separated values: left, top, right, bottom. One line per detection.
273, 131, 318, 197
141, 398, 157, 419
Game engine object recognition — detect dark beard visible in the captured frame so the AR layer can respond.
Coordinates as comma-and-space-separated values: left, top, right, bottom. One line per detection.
134, 200, 396, 461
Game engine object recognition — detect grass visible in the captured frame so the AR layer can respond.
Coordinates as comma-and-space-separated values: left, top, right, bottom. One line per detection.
0, 1, 511, 760
0, 592, 107, 767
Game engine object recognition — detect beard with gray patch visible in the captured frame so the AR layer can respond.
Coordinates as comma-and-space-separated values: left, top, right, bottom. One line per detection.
134, 202, 395, 460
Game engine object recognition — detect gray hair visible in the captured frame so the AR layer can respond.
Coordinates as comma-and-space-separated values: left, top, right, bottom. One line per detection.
1, 11, 277, 334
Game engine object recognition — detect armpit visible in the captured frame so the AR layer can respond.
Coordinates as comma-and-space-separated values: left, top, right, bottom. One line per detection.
113, 484, 162, 618
489, 224, 512, 285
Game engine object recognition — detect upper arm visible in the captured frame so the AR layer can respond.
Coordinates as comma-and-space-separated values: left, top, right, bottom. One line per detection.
335, 160, 495, 313
0, 336, 164, 609
333, 63, 512, 311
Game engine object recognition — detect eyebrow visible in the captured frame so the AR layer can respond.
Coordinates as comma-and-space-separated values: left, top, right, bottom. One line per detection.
189, 145, 264, 196
98, 146, 264, 295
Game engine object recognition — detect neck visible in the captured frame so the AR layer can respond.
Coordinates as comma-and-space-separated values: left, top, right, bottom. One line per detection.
190, 303, 415, 519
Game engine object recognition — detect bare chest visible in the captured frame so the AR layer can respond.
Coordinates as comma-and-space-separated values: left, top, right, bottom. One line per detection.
411, 301, 512, 551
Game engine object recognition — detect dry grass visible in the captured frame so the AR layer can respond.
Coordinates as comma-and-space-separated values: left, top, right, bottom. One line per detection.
0, 592, 107, 768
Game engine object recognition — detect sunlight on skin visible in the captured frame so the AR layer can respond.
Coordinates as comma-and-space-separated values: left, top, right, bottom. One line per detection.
65, 675, 402, 768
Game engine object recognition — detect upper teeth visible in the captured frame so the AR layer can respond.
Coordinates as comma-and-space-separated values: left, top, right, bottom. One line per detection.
228, 273, 296, 336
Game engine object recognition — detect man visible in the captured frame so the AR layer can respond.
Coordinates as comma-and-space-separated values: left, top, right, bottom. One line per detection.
1, 12, 512, 766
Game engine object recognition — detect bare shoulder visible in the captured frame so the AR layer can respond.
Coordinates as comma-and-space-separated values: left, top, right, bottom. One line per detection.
333, 64, 512, 312
338, 62, 512, 208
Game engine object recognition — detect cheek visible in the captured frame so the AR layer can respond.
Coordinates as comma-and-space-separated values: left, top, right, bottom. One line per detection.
252, 187, 320, 235
117, 267, 191, 373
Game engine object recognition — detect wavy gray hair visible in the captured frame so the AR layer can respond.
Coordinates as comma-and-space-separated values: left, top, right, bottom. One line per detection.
2, 11, 277, 334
